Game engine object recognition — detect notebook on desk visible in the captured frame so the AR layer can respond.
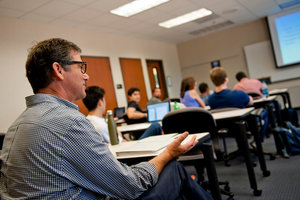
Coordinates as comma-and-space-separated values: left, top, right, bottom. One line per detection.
147, 101, 170, 122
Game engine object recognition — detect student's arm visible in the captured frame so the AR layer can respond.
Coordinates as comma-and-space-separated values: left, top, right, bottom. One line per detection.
117, 129, 127, 142
247, 95, 254, 106
127, 107, 147, 119
190, 90, 206, 108
149, 132, 197, 174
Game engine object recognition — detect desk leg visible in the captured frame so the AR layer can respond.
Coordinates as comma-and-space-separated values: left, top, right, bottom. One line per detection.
285, 93, 292, 109
235, 120, 262, 196
248, 115, 271, 177
200, 143, 222, 200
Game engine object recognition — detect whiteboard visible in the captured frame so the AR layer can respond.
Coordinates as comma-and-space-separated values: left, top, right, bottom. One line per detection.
244, 40, 300, 82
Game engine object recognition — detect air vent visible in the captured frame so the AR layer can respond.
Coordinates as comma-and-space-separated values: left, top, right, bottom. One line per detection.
279, 0, 300, 9
193, 13, 220, 24
189, 20, 234, 36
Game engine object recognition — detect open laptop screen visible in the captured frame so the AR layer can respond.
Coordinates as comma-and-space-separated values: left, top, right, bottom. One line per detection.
147, 101, 170, 122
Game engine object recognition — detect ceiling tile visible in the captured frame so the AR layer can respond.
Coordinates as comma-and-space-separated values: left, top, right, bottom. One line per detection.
33, 0, 80, 18
60, 7, 102, 22
21, 13, 55, 23
61, 0, 97, 6
0, 0, 49, 12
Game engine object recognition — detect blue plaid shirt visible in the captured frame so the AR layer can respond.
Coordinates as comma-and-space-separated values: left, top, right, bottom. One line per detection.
0, 94, 158, 199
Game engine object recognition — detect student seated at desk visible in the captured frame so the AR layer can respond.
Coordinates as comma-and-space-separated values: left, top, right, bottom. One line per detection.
208, 67, 253, 109
180, 77, 206, 108
148, 87, 162, 105
198, 82, 212, 105
127, 87, 148, 124
233, 71, 263, 97
83, 86, 162, 142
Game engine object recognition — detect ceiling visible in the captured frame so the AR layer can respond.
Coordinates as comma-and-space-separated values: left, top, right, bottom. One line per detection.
0, 0, 299, 44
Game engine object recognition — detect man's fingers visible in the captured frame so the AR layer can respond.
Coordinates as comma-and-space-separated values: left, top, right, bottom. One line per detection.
175, 131, 189, 143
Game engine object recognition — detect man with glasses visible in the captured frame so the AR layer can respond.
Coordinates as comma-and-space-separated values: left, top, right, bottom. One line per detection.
0, 38, 212, 200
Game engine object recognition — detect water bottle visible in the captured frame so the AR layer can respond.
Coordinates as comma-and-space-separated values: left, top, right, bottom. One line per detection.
261, 80, 269, 99
107, 110, 119, 145
174, 101, 180, 110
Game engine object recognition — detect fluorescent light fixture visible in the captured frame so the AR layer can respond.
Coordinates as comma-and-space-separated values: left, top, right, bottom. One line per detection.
110, 0, 170, 17
159, 8, 213, 28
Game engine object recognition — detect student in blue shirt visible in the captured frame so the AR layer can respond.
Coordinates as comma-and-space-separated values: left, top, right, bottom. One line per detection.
208, 67, 253, 109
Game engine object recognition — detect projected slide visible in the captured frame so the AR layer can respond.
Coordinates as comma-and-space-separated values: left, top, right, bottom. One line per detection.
275, 11, 300, 65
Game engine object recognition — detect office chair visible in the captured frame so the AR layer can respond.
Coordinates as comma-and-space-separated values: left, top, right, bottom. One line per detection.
162, 107, 234, 199
169, 98, 180, 102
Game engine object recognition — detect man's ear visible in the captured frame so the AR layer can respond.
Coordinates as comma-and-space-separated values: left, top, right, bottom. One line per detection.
52, 62, 64, 80
97, 99, 103, 107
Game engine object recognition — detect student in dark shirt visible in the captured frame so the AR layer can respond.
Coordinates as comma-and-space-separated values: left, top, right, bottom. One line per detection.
127, 87, 148, 124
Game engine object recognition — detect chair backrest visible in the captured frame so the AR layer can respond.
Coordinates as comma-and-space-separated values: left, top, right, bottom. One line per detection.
247, 92, 261, 99
170, 98, 180, 102
0, 133, 5, 150
162, 107, 217, 135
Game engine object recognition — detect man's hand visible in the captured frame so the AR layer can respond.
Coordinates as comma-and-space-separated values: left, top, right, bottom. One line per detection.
165, 132, 198, 159
149, 132, 198, 174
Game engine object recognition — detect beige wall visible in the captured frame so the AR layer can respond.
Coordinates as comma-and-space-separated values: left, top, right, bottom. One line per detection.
177, 19, 300, 108
0, 17, 182, 132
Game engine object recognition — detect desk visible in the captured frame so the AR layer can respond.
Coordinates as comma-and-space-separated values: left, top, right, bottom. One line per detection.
269, 88, 291, 109
253, 95, 277, 104
118, 122, 153, 133
110, 133, 222, 200
211, 107, 268, 196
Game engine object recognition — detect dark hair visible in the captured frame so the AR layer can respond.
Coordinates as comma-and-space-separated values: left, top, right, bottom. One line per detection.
127, 87, 140, 96
83, 86, 105, 111
198, 82, 208, 93
210, 67, 227, 86
25, 38, 81, 93
180, 77, 195, 98
235, 71, 247, 81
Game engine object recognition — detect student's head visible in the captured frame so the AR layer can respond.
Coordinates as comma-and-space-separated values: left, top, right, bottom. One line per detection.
235, 71, 247, 82
83, 86, 106, 112
210, 67, 228, 86
128, 87, 141, 103
152, 88, 161, 98
180, 77, 196, 98
25, 38, 89, 101
198, 82, 209, 94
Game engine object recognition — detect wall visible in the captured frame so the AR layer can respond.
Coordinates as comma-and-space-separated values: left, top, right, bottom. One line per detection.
177, 19, 300, 108
0, 17, 182, 132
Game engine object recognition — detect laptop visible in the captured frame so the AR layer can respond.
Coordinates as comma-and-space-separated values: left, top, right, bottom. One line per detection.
147, 101, 170, 122
114, 107, 125, 119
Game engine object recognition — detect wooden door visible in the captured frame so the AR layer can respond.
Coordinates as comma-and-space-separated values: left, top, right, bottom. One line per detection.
73, 56, 117, 116
146, 60, 168, 100
120, 58, 148, 110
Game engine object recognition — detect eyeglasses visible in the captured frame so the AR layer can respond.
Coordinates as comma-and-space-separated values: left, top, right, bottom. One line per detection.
58, 60, 87, 74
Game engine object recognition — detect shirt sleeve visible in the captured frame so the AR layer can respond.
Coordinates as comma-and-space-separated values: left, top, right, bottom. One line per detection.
62, 116, 158, 199
238, 90, 250, 106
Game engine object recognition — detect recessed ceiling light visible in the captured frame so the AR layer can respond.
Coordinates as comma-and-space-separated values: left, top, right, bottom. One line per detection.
159, 8, 213, 28
110, 0, 170, 17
